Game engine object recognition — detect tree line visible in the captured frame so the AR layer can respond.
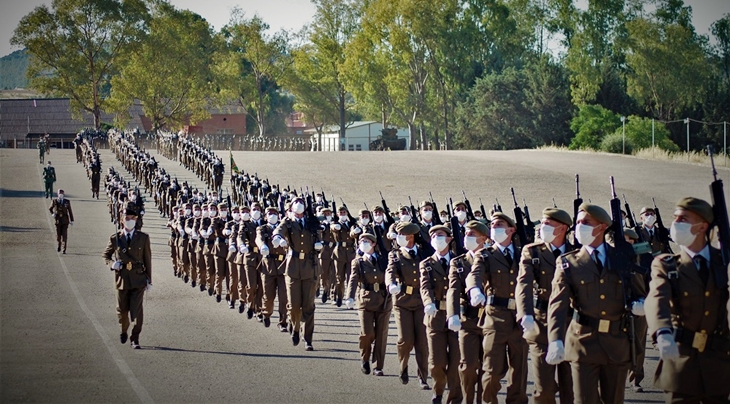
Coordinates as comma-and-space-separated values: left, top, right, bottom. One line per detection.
11, 0, 730, 152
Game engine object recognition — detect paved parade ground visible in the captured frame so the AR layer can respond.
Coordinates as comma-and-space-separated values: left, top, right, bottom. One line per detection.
3, 146, 726, 403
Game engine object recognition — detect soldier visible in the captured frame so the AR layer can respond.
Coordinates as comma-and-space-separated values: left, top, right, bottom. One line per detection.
90, 157, 102, 199
346, 233, 392, 377
638, 206, 670, 254
546, 203, 648, 404
166, 207, 180, 277
43, 161, 57, 198
212, 203, 231, 303
420, 225, 462, 404
186, 203, 202, 288
386, 222, 431, 389
331, 206, 357, 307
223, 206, 241, 309
177, 203, 193, 284
103, 205, 152, 349
257, 207, 288, 331
38, 138, 46, 164
446, 220, 488, 404
49, 189, 74, 253
272, 196, 323, 351
318, 207, 336, 304
645, 197, 730, 402
465, 212, 528, 404
234, 205, 251, 313
240, 202, 265, 320
516, 208, 574, 404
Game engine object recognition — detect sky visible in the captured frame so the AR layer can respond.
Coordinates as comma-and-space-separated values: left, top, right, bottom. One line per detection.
0, 0, 728, 58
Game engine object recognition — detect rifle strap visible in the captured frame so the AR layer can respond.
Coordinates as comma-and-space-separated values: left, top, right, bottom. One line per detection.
530, 245, 541, 287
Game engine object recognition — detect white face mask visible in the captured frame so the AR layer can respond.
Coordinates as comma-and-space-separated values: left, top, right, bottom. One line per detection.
455, 211, 467, 222
431, 236, 448, 252
202, 210, 209, 218
232, 213, 240, 221
374, 214, 384, 223
267, 214, 279, 225
210, 210, 218, 218
540, 224, 556, 245
193, 210, 201, 218
219, 211, 227, 219
251, 210, 261, 220
124, 219, 136, 230
58, 194, 64, 200
400, 214, 411, 222
575, 223, 598, 246
359, 241, 373, 254
396, 234, 409, 248
464, 236, 479, 252
316, 196, 322, 202
361, 217, 370, 226
339, 214, 349, 222
670, 221, 699, 247
490, 228, 510, 244
643, 215, 656, 227
292, 202, 305, 214
242, 212, 251, 221
421, 210, 433, 221
325, 215, 333, 222
185, 209, 192, 216
440, 216, 448, 223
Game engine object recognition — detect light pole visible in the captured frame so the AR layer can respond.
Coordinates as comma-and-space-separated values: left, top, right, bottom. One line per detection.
620, 116, 626, 154
684, 118, 690, 161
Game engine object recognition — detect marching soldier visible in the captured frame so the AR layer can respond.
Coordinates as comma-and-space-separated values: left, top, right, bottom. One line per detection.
346, 233, 392, 377
38, 138, 46, 164
420, 225, 462, 404
331, 206, 357, 307
257, 207, 289, 330
49, 189, 74, 253
465, 212, 528, 404
240, 203, 265, 320
212, 203, 231, 303
318, 207, 336, 304
645, 197, 730, 402
516, 208, 574, 403
43, 161, 57, 198
103, 205, 152, 349
177, 203, 193, 284
90, 157, 102, 199
386, 222, 431, 389
546, 203, 647, 404
638, 206, 671, 254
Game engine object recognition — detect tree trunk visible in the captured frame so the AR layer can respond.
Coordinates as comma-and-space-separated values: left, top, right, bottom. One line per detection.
407, 121, 416, 150
419, 122, 426, 150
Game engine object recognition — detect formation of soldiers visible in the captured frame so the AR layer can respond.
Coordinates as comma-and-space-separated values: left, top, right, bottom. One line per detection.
74, 132, 103, 199
95, 127, 730, 404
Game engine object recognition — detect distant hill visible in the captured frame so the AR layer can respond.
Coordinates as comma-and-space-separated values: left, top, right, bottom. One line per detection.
0, 49, 29, 90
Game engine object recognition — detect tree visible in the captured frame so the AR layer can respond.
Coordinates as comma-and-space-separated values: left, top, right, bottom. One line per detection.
108, 2, 218, 133
569, 104, 620, 150
11, 0, 149, 129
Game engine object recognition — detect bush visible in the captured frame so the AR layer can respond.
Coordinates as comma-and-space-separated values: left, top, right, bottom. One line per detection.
569, 104, 621, 150
621, 116, 680, 152
600, 131, 634, 154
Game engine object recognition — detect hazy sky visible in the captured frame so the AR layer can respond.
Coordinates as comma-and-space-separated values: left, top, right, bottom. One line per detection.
0, 0, 727, 57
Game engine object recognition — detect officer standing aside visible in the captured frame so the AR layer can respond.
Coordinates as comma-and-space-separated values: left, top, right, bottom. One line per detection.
645, 197, 730, 403
103, 205, 152, 349
43, 161, 57, 198
49, 189, 74, 253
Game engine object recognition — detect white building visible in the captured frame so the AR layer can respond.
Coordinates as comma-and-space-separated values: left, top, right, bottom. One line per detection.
308, 121, 410, 151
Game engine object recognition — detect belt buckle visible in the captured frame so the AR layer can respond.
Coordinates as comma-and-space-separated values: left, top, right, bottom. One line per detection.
405, 285, 413, 295
126, 262, 132, 271
373, 283, 380, 292
253, 247, 258, 253
299, 252, 306, 260
278, 255, 284, 261
439, 301, 447, 311
692, 332, 708, 352
598, 319, 610, 333
507, 298, 516, 311
340, 242, 346, 247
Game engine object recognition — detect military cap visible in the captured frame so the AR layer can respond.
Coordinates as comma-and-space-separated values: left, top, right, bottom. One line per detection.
217, 202, 227, 209
192, 203, 201, 209
265, 206, 278, 214
624, 228, 639, 240
429, 224, 452, 237
207, 202, 216, 209
453, 201, 467, 209
184, 202, 192, 207
420, 201, 434, 209
491, 212, 516, 228
397, 205, 410, 212
396, 222, 420, 235
676, 197, 714, 224
359, 233, 377, 243
231, 205, 240, 211
359, 209, 370, 216
58, 189, 65, 193
239, 205, 250, 211
124, 203, 138, 216
542, 207, 572, 227
292, 196, 305, 204
639, 206, 656, 215
250, 202, 262, 209
439, 210, 448, 215
465, 220, 489, 236
578, 203, 613, 226
321, 206, 332, 213
372, 206, 385, 213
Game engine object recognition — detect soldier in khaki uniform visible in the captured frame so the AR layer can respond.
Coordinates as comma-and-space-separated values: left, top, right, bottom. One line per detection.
638, 207, 671, 255
212, 203, 231, 303
234, 205, 251, 312
49, 189, 74, 253
200, 203, 217, 296
346, 233, 392, 376
446, 220, 488, 404
256, 207, 288, 331
239, 203, 265, 320
103, 206, 152, 349
223, 206, 241, 309
516, 208, 574, 404
466, 212, 528, 404
318, 207, 336, 304
645, 197, 730, 403
386, 222, 430, 389
546, 203, 647, 404
420, 225, 462, 404
331, 206, 357, 307
273, 196, 323, 351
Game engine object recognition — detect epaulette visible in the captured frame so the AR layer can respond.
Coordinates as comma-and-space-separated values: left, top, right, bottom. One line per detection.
524, 241, 543, 250
480, 249, 490, 258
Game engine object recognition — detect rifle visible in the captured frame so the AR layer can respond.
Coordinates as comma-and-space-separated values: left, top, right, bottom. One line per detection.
552, 198, 557, 208
430, 192, 442, 225
379, 191, 395, 226
340, 197, 357, 224
511, 188, 529, 247
462, 191, 476, 221
523, 198, 536, 244
708, 146, 730, 267
451, 215, 466, 255
651, 197, 673, 254
408, 196, 420, 222
479, 198, 488, 220
574, 174, 584, 248
446, 198, 452, 218
321, 188, 329, 208
495, 198, 502, 213
623, 194, 654, 265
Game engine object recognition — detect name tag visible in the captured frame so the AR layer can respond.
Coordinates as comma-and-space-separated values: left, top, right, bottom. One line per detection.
692, 332, 708, 352
598, 319, 610, 333
406, 285, 413, 295
373, 283, 380, 292
126, 262, 132, 270
439, 301, 447, 311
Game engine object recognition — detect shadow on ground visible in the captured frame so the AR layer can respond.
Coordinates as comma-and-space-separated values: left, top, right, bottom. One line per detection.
0, 189, 46, 198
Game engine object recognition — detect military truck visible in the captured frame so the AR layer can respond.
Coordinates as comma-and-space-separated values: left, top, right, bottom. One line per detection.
369, 127, 406, 151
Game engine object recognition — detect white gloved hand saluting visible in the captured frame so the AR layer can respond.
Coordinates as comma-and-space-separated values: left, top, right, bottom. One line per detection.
447, 315, 461, 332
110, 261, 122, 271
469, 288, 486, 307
545, 340, 565, 365
424, 303, 437, 317
656, 332, 680, 361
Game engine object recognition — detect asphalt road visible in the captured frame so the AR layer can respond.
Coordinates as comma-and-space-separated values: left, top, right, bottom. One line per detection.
4, 147, 722, 403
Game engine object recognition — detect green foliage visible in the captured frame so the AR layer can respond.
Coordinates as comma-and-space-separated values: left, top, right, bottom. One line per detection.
0, 49, 29, 89
619, 115, 679, 152
600, 131, 632, 154
569, 104, 620, 150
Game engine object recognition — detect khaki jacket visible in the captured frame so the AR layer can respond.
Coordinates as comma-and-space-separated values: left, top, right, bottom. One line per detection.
273, 216, 318, 280
103, 230, 152, 290
49, 198, 74, 225
256, 223, 286, 276
420, 252, 453, 331
386, 246, 426, 310
348, 254, 391, 312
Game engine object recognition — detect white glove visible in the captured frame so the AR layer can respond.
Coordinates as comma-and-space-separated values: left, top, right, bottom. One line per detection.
353, 227, 362, 234
52, 213, 56, 217
228, 244, 237, 252
469, 289, 486, 307
140, 210, 145, 215
346, 298, 355, 309
223, 229, 232, 236
192, 233, 199, 240
238, 244, 249, 254
178, 226, 185, 234
332, 223, 341, 231
185, 227, 192, 235
260, 245, 270, 257
110, 261, 122, 271
424, 303, 437, 317
631, 299, 646, 316
447, 315, 461, 332
70, 221, 74, 226
314, 242, 323, 251
656, 332, 680, 361
388, 283, 401, 295
387, 232, 396, 240
520, 315, 539, 339
145, 282, 152, 293
271, 237, 281, 248
278, 238, 288, 248
545, 340, 565, 365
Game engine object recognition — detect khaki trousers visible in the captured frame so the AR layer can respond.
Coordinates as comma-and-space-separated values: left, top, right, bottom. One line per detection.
459, 321, 484, 404
214, 255, 229, 296
393, 306, 429, 379
116, 287, 144, 340
244, 255, 262, 312
428, 322, 463, 403
286, 276, 317, 343
571, 361, 629, 404
262, 273, 287, 326
481, 325, 528, 404
237, 263, 248, 304
359, 308, 391, 370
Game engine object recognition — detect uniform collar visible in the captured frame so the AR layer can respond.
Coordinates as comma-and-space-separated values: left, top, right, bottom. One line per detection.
681, 243, 710, 263
496, 243, 513, 256
584, 243, 607, 265
549, 242, 566, 254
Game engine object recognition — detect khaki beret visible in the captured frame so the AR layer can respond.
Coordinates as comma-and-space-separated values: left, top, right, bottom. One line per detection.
206, 203, 216, 209
192, 203, 201, 209
217, 202, 227, 209
396, 222, 420, 235
372, 205, 384, 213
184, 202, 192, 207
250, 202, 262, 209
465, 220, 489, 236
265, 207, 278, 214
490, 212, 516, 228
578, 203, 613, 226
397, 205, 410, 212
623, 228, 639, 240
239, 205, 250, 211
359, 233, 377, 243
231, 205, 240, 211
542, 207, 572, 227
338, 206, 349, 212
321, 206, 332, 213
453, 201, 467, 209
639, 206, 655, 215
359, 209, 370, 216
291, 196, 305, 204
676, 197, 714, 224
429, 224, 452, 237
420, 201, 434, 209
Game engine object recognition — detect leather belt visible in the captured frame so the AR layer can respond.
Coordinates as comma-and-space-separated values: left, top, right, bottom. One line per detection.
675, 327, 730, 353
339, 242, 348, 247
216, 237, 226, 243
534, 298, 549, 312
361, 283, 386, 292
573, 311, 623, 334
487, 295, 516, 310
